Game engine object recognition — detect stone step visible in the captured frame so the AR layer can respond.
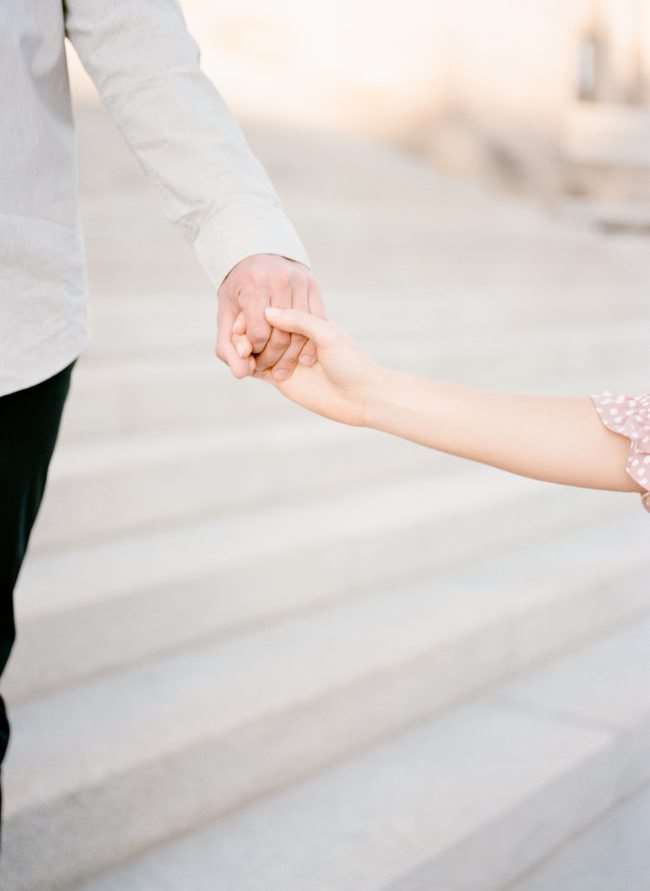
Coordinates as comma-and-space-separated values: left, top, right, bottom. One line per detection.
66, 615, 650, 891
2, 511, 647, 890
8, 470, 632, 702
58, 353, 299, 442
32, 418, 439, 552
508, 782, 650, 891
15, 465, 530, 622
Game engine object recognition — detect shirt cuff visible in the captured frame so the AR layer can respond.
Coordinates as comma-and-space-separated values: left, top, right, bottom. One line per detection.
192, 200, 311, 291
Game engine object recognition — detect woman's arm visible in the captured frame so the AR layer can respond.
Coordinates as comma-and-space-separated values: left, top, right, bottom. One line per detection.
250, 307, 648, 502
366, 373, 640, 493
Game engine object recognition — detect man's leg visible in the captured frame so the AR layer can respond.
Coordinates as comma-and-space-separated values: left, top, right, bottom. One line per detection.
0, 360, 76, 847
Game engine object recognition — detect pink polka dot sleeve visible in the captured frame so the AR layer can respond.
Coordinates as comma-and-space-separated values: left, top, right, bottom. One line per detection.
591, 391, 650, 513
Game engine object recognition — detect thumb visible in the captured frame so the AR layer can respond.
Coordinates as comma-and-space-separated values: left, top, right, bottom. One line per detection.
265, 306, 333, 345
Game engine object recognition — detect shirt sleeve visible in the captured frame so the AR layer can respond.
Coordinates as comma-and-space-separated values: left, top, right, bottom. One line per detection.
591, 391, 650, 513
63, 0, 310, 290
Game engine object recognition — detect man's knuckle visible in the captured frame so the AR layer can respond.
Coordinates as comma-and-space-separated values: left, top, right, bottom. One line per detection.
295, 269, 310, 289
248, 265, 267, 288
272, 267, 292, 289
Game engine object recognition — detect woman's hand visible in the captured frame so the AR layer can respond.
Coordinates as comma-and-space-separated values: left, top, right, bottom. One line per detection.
234, 307, 383, 427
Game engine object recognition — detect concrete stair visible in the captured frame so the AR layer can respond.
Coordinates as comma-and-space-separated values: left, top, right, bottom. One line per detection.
3, 495, 648, 890
67, 614, 650, 891
508, 782, 650, 890
9, 466, 640, 705
32, 418, 438, 551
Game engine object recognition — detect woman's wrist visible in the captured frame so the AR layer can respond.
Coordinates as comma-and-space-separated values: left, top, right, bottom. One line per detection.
361, 367, 415, 431
362, 371, 474, 450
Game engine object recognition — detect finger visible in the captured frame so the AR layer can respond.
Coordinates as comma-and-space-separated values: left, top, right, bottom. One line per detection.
299, 338, 317, 366
298, 280, 326, 366
217, 301, 253, 379
270, 283, 309, 381
233, 333, 253, 358
231, 309, 254, 357
265, 306, 334, 345
308, 279, 327, 320
221, 338, 253, 378
239, 291, 272, 354
254, 325, 292, 372
254, 281, 292, 372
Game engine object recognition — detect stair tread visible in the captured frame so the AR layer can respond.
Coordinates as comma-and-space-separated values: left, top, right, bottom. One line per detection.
495, 610, 650, 731
510, 782, 650, 891
6, 506, 647, 704
15, 466, 543, 621
71, 617, 650, 891
6, 511, 647, 819
31, 418, 444, 553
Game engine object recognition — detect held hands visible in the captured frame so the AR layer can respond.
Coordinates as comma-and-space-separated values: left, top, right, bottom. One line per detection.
216, 254, 326, 380
217, 254, 380, 426
234, 307, 382, 427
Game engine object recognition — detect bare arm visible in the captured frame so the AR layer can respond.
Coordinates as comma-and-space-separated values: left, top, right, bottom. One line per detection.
255, 307, 648, 502
366, 374, 640, 493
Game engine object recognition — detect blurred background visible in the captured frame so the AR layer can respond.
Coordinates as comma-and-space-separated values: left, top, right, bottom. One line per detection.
3, 1, 650, 889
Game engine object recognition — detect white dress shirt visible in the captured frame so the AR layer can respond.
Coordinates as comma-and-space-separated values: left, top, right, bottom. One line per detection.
0, 1, 310, 396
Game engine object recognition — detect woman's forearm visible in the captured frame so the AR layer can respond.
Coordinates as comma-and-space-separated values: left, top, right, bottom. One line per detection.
366, 371, 643, 494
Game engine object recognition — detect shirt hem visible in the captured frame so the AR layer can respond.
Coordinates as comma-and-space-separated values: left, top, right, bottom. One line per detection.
0, 336, 90, 397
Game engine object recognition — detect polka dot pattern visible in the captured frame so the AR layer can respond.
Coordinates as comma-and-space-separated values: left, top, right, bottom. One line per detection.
591, 391, 650, 513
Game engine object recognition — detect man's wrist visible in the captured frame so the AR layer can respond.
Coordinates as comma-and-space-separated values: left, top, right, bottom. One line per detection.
193, 199, 311, 292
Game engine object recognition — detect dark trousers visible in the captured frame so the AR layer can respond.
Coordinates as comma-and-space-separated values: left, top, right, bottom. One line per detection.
0, 360, 75, 844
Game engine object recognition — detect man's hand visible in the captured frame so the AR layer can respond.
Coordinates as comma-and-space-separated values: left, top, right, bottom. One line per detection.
216, 254, 326, 381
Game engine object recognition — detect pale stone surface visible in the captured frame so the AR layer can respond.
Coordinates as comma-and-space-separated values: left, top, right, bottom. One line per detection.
32, 419, 440, 551
16, 468, 534, 621
5, 506, 646, 706
72, 700, 611, 891
69, 618, 650, 891
496, 615, 650, 731
3, 523, 648, 890
511, 784, 650, 891
5, 492, 619, 815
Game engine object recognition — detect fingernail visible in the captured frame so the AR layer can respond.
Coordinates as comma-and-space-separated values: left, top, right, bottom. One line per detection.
273, 368, 289, 381
299, 354, 314, 365
265, 306, 280, 318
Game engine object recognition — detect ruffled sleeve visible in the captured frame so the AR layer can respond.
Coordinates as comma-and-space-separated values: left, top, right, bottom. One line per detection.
591, 391, 650, 513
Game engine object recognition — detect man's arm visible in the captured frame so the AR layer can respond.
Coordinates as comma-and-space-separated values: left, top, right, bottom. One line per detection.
64, 0, 322, 377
